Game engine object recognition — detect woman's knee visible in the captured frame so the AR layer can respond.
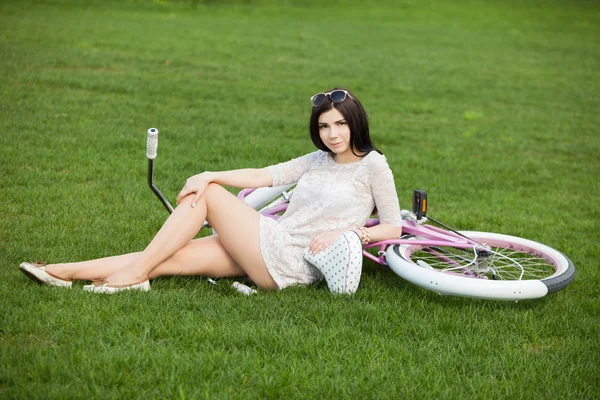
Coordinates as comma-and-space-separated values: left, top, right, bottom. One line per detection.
177, 183, 225, 208
204, 182, 226, 198
204, 183, 236, 210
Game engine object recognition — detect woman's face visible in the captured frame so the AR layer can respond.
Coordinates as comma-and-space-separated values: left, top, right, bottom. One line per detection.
318, 107, 352, 159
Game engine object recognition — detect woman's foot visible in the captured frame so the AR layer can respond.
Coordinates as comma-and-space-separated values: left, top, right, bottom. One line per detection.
101, 266, 149, 289
18, 262, 73, 288
83, 280, 150, 294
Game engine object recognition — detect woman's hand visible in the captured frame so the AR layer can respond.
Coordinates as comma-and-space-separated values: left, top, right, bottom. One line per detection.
308, 230, 344, 254
176, 172, 213, 207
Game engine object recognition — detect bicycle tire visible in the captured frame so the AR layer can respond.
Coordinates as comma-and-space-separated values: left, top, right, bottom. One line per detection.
385, 231, 575, 301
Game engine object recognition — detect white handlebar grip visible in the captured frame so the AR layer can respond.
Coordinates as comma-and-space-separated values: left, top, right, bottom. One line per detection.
146, 128, 159, 159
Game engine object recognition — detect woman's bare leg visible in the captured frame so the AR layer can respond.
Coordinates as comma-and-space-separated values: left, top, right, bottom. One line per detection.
103, 183, 277, 289
46, 235, 244, 282
148, 235, 245, 279
46, 254, 142, 282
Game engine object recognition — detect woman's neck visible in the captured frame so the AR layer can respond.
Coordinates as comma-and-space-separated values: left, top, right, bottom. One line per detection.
332, 149, 366, 164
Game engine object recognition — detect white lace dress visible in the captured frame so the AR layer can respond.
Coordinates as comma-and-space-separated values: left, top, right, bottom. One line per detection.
258, 150, 403, 289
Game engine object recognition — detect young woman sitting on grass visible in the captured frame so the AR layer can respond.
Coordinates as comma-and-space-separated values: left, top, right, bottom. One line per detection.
19, 88, 404, 294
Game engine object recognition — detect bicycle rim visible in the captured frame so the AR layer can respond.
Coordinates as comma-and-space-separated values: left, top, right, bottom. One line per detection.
387, 231, 575, 300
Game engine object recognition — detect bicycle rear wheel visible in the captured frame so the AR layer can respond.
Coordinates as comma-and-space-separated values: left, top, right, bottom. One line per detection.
385, 231, 575, 301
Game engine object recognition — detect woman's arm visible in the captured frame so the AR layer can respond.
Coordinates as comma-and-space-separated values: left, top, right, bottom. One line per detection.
308, 223, 403, 254
176, 168, 272, 207
207, 168, 273, 189
178, 151, 317, 208
354, 223, 403, 244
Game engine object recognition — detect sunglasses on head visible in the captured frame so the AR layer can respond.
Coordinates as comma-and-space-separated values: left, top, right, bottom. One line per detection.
311, 90, 352, 107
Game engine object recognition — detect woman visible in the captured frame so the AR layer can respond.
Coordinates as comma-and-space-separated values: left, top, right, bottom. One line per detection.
19, 88, 404, 293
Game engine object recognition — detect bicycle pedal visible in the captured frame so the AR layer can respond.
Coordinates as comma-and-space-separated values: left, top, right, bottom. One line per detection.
412, 189, 428, 220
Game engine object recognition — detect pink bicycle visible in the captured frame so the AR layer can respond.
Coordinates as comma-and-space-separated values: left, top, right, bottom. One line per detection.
146, 128, 575, 301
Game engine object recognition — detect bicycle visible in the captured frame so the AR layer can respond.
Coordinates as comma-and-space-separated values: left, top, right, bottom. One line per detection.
145, 128, 575, 301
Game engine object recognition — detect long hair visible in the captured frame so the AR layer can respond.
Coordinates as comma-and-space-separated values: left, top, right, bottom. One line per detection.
309, 88, 381, 157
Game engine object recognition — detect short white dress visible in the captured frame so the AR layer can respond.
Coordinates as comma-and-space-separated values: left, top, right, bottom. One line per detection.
258, 150, 403, 289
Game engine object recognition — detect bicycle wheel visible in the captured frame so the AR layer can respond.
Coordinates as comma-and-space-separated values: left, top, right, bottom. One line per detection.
385, 231, 575, 301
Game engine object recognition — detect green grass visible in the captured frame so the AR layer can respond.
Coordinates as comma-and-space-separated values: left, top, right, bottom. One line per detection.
1, 0, 599, 398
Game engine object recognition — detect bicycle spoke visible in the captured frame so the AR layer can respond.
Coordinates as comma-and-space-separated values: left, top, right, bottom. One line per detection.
409, 241, 556, 281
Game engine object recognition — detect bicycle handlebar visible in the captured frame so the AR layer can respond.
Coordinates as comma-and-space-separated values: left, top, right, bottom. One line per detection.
146, 127, 174, 214
146, 128, 158, 160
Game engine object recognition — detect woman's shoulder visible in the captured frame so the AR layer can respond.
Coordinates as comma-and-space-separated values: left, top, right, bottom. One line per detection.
310, 150, 331, 165
283, 150, 327, 163
314, 150, 329, 159
280, 150, 329, 168
362, 150, 389, 168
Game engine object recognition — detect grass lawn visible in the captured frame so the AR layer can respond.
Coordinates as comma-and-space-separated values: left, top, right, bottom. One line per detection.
1, 0, 599, 398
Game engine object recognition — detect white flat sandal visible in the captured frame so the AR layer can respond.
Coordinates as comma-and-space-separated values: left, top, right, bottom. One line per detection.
303, 231, 363, 294
19, 262, 73, 288
83, 280, 150, 294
